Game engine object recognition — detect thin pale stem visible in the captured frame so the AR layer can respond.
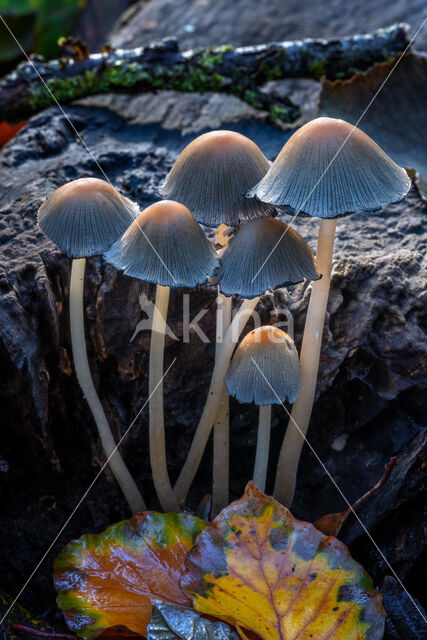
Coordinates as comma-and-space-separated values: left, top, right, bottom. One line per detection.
273, 218, 337, 506
70, 258, 145, 513
212, 224, 232, 516
174, 296, 260, 507
253, 404, 272, 492
149, 284, 179, 512
212, 290, 233, 516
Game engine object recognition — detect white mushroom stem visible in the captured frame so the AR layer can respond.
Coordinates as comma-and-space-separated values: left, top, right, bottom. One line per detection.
149, 284, 179, 512
253, 404, 272, 492
212, 292, 232, 516
70, 258, 145, 513
273, 218, 337, 506
175, 296, 260, 507
212, 224, 232, 516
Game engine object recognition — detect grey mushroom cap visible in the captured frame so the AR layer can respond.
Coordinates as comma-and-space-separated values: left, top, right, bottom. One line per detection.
219, 217, 319, 299
159, 130, 275, 228
247, 117, 411, 218
104, 200, 219, 288
225, 326, 300, 405
37, 177, 138, 257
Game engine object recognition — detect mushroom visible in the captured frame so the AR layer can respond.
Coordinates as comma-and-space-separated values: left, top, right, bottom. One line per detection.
38, 177, 145, 513
159, 130, 274, 228
160, 129, 274, 513
174, 216, 319, 507
225, 326, 300, 492
220, 217, 319, 299
105, 200, 219, 512
247, 117, 411, 506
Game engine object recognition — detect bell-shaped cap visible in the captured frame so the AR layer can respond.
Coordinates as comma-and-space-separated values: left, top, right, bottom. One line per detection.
37, 177, 138, 257
248, 117, 411, 218
159, 130, 275, 227
104, 200, 219, 288
219, 217, 319, 298
225, 326, 300, 405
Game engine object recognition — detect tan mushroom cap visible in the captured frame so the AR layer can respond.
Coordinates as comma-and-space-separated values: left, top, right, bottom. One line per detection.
104, 200, 219, 288
219, 217, 319, 299
248, 117, 411, 218
37, 177, 138, 257
159, 130, 275, 227
225, 325, 300, 405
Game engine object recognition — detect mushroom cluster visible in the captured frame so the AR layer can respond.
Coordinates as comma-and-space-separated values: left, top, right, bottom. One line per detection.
37, 117, 410, 515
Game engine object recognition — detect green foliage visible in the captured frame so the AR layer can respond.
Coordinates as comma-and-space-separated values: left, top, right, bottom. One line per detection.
0, 0, 85, 62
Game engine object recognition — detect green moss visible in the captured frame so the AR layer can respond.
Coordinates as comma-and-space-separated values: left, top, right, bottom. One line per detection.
311, 58, 327, 80
28, 58, 229, 109
217, 44, 234, 53
270, 104, 290, 121
200, 52, 224, 69
260, 62, 283, 81
243, 90, 258, 107
26, 52, 291, 120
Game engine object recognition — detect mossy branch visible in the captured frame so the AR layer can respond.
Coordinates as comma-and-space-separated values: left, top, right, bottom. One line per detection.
0, 23, 409, 124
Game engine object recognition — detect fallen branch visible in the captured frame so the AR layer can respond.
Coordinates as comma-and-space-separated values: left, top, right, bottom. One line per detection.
0, 23, 409, 123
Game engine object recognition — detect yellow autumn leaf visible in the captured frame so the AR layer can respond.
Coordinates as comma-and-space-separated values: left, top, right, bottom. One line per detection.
182, 483, 385, 640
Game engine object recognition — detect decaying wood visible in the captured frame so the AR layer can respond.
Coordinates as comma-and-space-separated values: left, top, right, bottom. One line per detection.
0, 23, 409, 123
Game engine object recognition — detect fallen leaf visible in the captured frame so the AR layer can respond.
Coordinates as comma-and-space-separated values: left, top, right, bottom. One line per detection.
54, 512, 206, 639
0, 120, 26, 149
182, 482, 385, 640
147, 601, 239, 640
320, 52, 427, 200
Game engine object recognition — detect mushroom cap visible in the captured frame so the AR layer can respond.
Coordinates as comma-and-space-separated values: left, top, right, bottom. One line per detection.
247, 117, 411, 218
37, 177, 138, 257
219, 217, 319, 298
104, 200, 219, 288
225, 325, 300, 405
159, 130, 275, 227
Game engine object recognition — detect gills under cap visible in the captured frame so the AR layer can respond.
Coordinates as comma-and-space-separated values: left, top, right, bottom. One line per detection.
104, 200, 219, 288
219, 217, 319, 299
225, 326, 300, 405
159, 130, 275, 227
247, 117, 411, 218
37, 177, 138, 257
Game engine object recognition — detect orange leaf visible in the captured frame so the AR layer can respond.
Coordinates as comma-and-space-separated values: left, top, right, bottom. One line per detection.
0, 121, 26, 149
182, 483, 385, 640
54, 512, 206, 639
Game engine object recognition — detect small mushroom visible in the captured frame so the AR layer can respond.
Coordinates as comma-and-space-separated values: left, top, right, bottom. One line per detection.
159, 129, 274, 228
220, 217, 320, 299
38, 177, 145, 513
248, 117, 411, 506
161, 130, 274, 513
105, 200, 219, 512
225, 326, 300, 492
174, 217, 318, 508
